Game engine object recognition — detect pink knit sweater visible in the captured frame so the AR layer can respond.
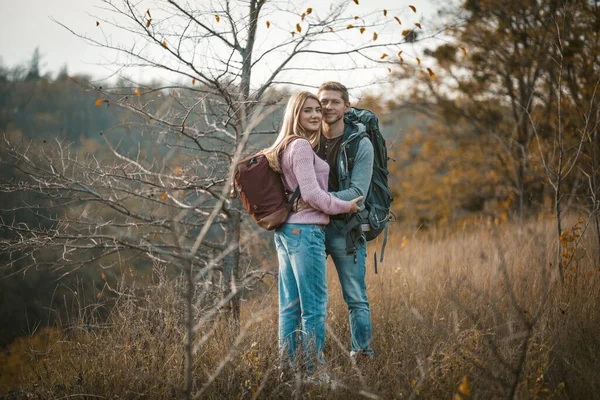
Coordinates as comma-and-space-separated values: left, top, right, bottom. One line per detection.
280, 138, 353, 225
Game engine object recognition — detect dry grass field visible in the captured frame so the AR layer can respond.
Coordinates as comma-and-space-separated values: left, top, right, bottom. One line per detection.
1, 217, 599, 399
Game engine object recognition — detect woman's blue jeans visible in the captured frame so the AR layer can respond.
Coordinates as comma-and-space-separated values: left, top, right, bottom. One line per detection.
274, 223, 327, 372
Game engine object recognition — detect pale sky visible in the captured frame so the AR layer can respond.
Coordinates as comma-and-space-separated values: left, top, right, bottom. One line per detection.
0, 0, 451, 93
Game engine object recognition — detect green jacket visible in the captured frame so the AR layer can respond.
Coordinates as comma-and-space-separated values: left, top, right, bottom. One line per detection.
330, 114, 374, 253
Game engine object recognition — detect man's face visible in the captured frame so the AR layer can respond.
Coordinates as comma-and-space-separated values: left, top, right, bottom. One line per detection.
318, 90, 350, 126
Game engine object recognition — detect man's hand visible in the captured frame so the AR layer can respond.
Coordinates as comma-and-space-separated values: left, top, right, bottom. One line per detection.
348, 196, 364, 213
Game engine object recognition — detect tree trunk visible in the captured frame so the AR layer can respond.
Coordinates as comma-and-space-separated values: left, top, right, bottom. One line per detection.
223, 203, 241, 324
555, 186, 564, 283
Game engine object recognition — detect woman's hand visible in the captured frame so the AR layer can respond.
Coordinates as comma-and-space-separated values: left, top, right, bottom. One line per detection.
348, 196, 364, 213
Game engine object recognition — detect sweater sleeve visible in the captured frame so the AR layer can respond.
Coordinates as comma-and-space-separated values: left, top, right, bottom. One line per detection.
332, 138, 374, 203
289, 139, 353, 215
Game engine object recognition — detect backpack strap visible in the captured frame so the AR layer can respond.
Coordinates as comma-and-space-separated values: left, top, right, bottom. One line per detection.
338, 208, 369, 256
382, 225, 388, 261
379, 223, 389, 270
288, 186, 301, 209
344, 131, 368, 174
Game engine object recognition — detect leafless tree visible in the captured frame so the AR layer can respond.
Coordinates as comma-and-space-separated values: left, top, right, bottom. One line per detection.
529, 12, 600, 281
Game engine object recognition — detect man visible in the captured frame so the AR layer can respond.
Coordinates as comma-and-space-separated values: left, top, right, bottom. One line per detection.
317, 82, 374, 359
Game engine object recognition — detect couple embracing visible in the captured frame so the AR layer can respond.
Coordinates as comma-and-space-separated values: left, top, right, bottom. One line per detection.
263, 82, 374, 380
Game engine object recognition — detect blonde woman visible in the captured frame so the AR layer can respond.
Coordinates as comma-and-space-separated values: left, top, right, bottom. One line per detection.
263, 91, 362, 378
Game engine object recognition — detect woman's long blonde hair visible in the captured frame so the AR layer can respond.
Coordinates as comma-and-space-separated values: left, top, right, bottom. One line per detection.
262, 91, 322, 173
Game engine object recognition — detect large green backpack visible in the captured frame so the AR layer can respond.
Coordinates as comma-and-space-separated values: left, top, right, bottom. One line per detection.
343, 107, 394, 268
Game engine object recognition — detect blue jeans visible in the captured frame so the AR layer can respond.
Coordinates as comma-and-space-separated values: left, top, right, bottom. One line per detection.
274, 223, 327, 371
325, 222, 373, 357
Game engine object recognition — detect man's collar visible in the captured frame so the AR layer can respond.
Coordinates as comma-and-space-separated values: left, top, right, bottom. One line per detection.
322, 122, 344, 139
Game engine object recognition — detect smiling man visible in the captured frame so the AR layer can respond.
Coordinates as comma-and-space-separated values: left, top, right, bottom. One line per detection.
317, 81, 375, 359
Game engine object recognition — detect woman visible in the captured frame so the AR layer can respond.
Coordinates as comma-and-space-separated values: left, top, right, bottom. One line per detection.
263, 92, 361, 375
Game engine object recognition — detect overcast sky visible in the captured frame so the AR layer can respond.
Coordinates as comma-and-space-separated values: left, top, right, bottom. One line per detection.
0, 0, 449, 91
0, 0, 102, 74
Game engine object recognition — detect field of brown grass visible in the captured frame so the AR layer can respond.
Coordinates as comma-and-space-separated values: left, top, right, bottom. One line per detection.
1, 218, 599, 399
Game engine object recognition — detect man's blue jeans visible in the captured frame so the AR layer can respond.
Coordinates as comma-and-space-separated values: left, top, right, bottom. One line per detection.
325, 222, 373, 357
275, 223, 327, 371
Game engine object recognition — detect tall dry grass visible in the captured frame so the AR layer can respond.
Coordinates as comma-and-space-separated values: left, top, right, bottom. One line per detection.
3, 218, 599, 399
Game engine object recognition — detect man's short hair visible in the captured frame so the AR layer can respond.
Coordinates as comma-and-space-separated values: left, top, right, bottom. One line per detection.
318, 81, 350, 104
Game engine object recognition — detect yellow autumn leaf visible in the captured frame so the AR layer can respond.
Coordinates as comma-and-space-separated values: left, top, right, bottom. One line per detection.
174, 166, 183, 175
296, 23, 302, 33
146, 19, 152, 28
180, 191, 185, 195
329, 27, 334, 32
416, 57, 421, 65
353, 0, 359, 4
95, 99, 103, 107
301, 12, 306, 21
160, 192, 167, 200
146, 9, 151, 18
397, 50, 403, 57
133, 89, 141, 96
306, 7, 313, 14
192, 78, 196, 85
383, 9, 387, 16
360, 27, 366, 34
415, 22, 422, 29
96, 21, 100, 27
373, 32, 378, 41
97, 293, 102, 299
101, 272, 106, 280
153, 232, 158, 239
387, 67, 392, 73
402, 29, 410, 35
409, 5, 416, 12
266, 21, 270, 28
458, 376, 471, 396
162, 40, 167, 48
215, 15, 220, 22
460, 47, 467, 55
427, 67, 435, 79
380, 53, 388, 59
347, 24, 354, 29
354, 16, 359, 20
395, 16, 402, 24
291, 31, 296, 37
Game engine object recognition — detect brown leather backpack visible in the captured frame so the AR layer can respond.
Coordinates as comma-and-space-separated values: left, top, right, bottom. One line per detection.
233, 153, 299, 230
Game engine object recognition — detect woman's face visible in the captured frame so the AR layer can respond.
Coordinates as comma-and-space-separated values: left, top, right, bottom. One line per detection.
298, 97, 322, 134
